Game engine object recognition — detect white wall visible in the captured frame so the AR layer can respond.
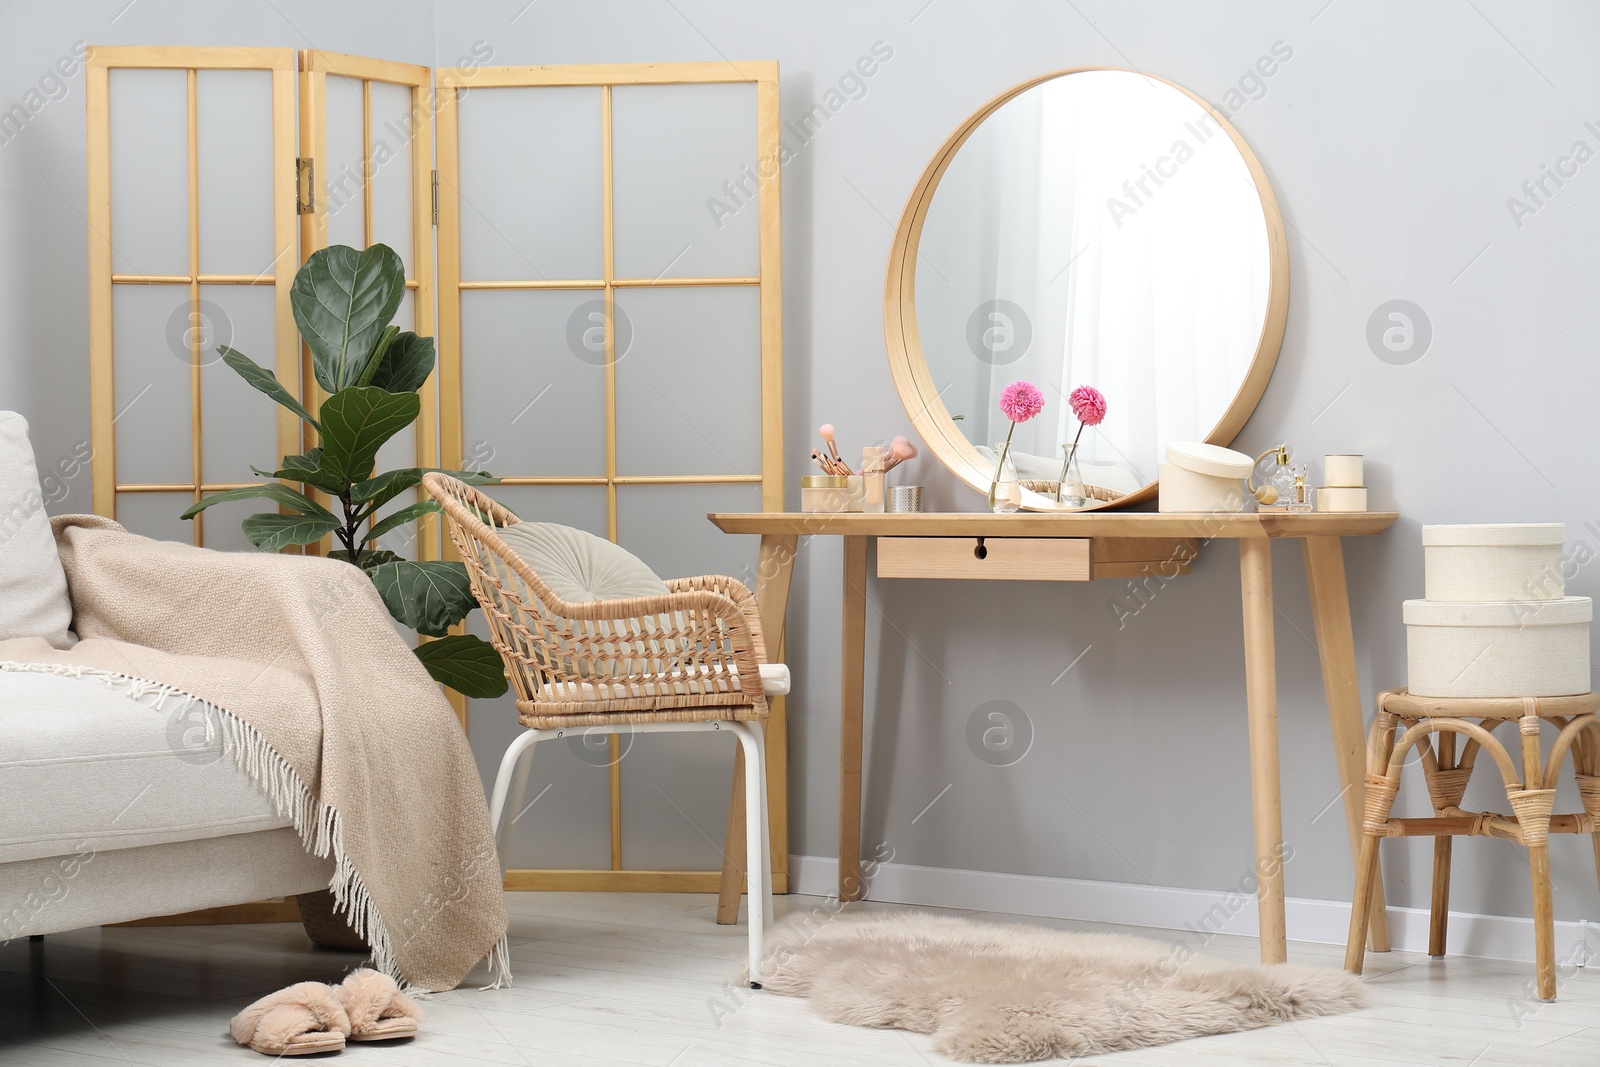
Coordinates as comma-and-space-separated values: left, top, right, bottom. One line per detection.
7, 0, 1600, 932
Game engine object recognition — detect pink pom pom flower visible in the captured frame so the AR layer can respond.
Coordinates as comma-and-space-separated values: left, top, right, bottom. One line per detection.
1068, 385, 1106, 427
1055, 384, 1108, 505
999, 381, 1045, 424
989, 381, 1044, 508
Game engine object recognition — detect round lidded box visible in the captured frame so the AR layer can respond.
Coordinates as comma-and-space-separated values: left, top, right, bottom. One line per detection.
801, 475, 850, 514
1157, 442, 1253, 514
1317, 486, 1367, 513
1422, 523, 1565, 602
1404, 595, 1591, 698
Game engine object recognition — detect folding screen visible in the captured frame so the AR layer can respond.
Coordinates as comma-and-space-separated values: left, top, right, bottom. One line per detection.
84, 49, 785, 895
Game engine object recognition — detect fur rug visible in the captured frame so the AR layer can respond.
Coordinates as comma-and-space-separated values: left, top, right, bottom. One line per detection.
759, 912, 1365, 1063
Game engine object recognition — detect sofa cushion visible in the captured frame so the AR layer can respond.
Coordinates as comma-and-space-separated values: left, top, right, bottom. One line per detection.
0, 413, 74, 648
0, 670, 290, 864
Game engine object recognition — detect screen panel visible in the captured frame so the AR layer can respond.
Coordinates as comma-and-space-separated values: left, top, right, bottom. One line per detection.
436, 61, 784, 890
299, 52, 438, 562
615, 483, 761, 581
614, 286, 761, 476
619, 731, 739, 871
199, 283, 279, 485
196, 69, 274, 276
110, 283, 192, 485
113, 491, 193, 544
456, 86, 603, 283
612, 82, 760, 280
368, 79, 416, 274
322, 74, 366, 250
89, 47, 298, 544
108, 68, 188, 276
460, 289, 608, 479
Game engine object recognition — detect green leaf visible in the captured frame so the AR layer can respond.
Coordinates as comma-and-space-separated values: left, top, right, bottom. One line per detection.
356, 325, 401, 387
366, 332, 436, 394
219, 346, 321, 432
318, 386, 420, 483
327, 547, 403, 575
181, 482, 334, 521
370, 560, 477, 637
241, 512, 340, 552
366, 499, 441, 543
253, 447, 346, 494
350, 466, 497, 510
415, 634, 508, 698
349, 467, 424, 509
292, 244, 406, 393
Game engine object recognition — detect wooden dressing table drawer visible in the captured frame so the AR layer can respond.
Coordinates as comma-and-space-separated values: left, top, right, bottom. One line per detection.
876, 536, 1091, 581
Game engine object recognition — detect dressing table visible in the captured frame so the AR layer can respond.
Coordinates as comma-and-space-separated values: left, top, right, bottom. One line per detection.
709, 509, 1397, 966
709, 65, 1395, 965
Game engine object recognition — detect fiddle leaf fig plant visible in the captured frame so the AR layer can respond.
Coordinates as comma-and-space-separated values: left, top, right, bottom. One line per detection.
182, 243, 508, 700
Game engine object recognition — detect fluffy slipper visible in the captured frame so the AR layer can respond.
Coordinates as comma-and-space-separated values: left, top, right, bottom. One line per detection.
229, 980, 351, 1056
334, 968, 422, 1042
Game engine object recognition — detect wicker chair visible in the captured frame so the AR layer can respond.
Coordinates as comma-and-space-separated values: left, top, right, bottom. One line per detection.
423, 473, 778, 985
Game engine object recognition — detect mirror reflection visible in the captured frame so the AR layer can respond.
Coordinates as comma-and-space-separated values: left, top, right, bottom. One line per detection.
913, 69, 1272, 507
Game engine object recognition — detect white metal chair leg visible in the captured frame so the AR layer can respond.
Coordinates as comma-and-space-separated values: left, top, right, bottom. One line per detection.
489, 729, 543, 845
730, 721, 770, 986
749, 719, 775, 928
499, 742, 539, 854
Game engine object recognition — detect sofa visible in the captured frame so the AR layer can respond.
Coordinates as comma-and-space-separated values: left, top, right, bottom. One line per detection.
0, 411, 330, 941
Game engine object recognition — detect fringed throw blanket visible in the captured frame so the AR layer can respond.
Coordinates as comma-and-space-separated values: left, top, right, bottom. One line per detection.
0, 515, 508, 991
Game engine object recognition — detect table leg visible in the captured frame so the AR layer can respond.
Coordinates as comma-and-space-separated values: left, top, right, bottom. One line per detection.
1302, 535, 1391, 952
840, 535, 868, 901
717, 533, 798, 924
1239, 538, 1287, 964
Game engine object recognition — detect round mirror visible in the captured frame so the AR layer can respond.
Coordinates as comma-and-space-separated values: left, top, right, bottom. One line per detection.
885, 68, 1287, 510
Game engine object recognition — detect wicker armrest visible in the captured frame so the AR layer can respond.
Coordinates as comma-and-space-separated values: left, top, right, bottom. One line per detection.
665, 574, 767, 663
533, 586, 766, 703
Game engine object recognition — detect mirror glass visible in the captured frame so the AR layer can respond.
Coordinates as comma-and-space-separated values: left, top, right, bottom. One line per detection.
907, 69, 1278, 508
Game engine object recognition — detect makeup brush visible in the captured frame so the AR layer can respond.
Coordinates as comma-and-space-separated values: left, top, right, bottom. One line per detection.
819, 424, 844, 469
883, 435, 918, 472
812, 449, 846, 476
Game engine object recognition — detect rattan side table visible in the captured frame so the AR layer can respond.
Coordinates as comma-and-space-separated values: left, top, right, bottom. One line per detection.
1345, 689, 1600, 1000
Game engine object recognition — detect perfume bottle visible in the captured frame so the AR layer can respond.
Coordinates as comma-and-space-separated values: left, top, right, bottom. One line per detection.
1251, 445, 1297, 507
1285, 465, 1314, 513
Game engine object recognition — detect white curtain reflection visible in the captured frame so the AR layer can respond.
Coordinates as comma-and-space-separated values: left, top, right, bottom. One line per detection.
920, 70, 1270, 496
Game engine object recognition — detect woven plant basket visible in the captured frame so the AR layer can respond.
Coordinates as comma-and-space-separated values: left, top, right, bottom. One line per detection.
296, 890, 369, 951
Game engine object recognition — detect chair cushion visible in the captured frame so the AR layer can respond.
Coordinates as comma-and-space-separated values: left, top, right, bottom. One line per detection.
491, 521, 668, 605
0, 413, 74, 648
0, 670, 289, 864
544, 661, 791, 702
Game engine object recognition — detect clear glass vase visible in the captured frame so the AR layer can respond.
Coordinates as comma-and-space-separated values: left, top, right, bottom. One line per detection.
990, 442, 1021, 513
1056, 445, 1087, 508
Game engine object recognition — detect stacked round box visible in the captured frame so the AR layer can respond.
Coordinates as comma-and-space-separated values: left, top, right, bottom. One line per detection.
1404, 524, 1591, 697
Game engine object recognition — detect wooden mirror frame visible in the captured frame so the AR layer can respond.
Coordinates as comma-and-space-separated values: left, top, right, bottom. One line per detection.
883, 67, 1290, 511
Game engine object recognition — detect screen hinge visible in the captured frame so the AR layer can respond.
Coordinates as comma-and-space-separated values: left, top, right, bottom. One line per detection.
431, 169, 439, 226
295, 157, 314, 215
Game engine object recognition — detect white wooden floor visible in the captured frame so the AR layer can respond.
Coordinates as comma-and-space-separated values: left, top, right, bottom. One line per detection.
2, 891, 1598, 1065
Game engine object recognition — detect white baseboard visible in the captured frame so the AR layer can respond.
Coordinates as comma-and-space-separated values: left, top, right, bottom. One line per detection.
789, 854, 1594, 966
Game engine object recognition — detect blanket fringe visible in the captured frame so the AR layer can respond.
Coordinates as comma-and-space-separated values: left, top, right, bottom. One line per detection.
482, 933, 514, 991
0, 660, 509, 990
